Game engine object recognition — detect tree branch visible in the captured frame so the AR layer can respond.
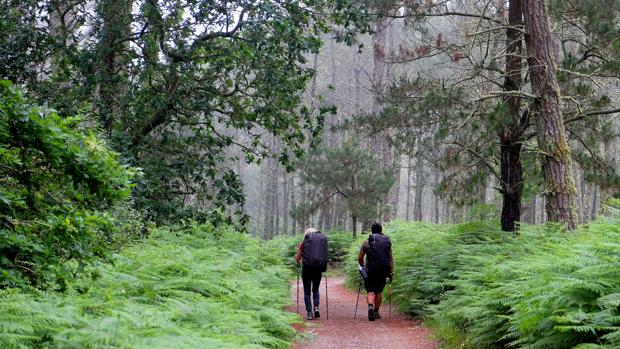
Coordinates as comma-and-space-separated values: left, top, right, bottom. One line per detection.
566, 107, 620, 124
190, 9, 246, 51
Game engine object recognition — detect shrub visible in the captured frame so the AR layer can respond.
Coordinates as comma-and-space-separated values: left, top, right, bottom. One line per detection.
0, 81, 135, 288
0, 223, 298, 349
431, 220, 620, 348
325, 230, 356, 267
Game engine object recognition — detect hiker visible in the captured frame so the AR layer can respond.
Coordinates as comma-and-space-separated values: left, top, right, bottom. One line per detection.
358, 222, 393, 321
295, 227, 328, 320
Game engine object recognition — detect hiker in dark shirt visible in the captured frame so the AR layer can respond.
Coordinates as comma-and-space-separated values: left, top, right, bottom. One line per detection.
358, 222, 393, 321
295, 228, 328, 320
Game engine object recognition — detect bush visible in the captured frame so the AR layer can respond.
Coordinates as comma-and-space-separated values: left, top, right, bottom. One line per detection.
0, 223, 299, 349
0, 81, 135, 288
433, 219, 620, 349
345, 216, 620, 348
265, 234, 299, 271
325, 230, 356, 267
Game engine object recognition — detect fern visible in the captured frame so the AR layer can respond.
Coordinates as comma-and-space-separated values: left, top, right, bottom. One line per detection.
342, 213, 620, 349
0, 224, 299, 348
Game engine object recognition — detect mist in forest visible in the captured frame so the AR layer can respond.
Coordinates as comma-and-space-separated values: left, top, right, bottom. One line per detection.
241, 1, 620, 237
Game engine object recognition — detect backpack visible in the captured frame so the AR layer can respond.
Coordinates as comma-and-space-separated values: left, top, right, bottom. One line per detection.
302, 232, 328, 272
366, 233, 391, 274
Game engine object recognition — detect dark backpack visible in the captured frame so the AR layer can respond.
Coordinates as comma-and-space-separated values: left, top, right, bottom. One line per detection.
366, 233, 391, 274
302, 232, 328, 271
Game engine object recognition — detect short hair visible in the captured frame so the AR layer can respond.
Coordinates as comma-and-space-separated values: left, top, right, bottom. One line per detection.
304, 227, 317, 237
371, 222, 382, 234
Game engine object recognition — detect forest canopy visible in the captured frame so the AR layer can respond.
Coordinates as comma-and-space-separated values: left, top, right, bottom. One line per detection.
0, 0, 371, 226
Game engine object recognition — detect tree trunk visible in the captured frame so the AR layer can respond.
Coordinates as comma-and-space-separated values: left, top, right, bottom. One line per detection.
500, 141, 523, 230
263, 138, 277, 238
498, 0, 525, 232
383, 24, 403, 219
354, 49, 361, 117
433, 172, 440, 223
327, 38, 337, 147
282, 173, 289, 235
405, 154, 413, 220
371, 16, 394, 221
290, 175, 297, 234
262, 163, 273, 238
256, 162, 265, 235
352, 214, 357, 237
523, 0, 579, 229
49, 1, 75, 75
590, 184, 599, 220
319, 196, 331, 231
301, 181, 308, 231
330, 202, 337, 230
371, 16, 388, 128
274, 156, 280, 236
479, 176, 488, 207
389, 153, 400, 220
523, 196, 537, 224
414, 150, 425, 221
310, 52, 319, 106
574, 165, 582, 222
579, 169, 587, 223
539, 195, 546, 223
97, 0, 132, 135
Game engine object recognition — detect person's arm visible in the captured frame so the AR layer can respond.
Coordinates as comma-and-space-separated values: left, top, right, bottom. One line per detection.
357, 241, 367, 267
294, 243, 302, 264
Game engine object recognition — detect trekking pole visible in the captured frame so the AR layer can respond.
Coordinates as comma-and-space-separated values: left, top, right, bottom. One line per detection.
354, 279, 361, 319
296, 266, 300, 315
388, 281, 392, 319
325, 275, 329, 320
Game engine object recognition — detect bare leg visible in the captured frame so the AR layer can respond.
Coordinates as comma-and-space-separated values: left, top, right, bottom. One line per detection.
367, 292, 375, 306
375, 293, 383, 311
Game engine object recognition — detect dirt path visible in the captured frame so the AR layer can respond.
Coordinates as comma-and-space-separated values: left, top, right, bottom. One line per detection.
289, 276, 437, 349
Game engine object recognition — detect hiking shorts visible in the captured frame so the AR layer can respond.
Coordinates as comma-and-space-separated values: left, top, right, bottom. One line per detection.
364, 270, 388, 294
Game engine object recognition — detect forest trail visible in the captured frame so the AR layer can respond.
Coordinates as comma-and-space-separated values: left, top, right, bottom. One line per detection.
290, 276, 437, 349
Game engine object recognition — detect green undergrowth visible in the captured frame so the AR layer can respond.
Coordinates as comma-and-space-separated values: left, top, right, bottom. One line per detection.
344, 207, 620, 348
0, 223, 298, 349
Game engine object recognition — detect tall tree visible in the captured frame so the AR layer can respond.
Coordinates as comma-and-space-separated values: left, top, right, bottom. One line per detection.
523, 0, 579, 229
95, 0, 133, 135
498, 0, 526, 231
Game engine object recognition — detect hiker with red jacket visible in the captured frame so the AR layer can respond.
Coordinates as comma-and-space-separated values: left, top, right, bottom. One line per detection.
295, 227, 328, 320
358, 222, 394, 321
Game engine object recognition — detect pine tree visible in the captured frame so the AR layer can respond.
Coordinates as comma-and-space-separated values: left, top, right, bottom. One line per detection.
293, 140, 395, 236
523, 0, 579, 229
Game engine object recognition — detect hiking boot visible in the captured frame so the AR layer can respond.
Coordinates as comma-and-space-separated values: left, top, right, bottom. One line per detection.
314, 306, 320, 319
368, 305, 375, 321
374, 310, 381, 319
306, 311, 314, 320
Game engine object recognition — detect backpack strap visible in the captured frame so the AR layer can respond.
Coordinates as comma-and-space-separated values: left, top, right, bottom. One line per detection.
369, 233, 377, 249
